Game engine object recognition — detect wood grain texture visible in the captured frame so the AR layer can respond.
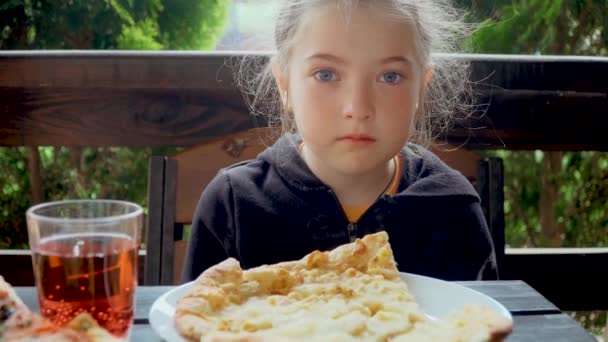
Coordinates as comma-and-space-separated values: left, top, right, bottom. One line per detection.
456, 280, 559, 313
476, 158, 506, 278
25, 147, 43, 204
0, 87, 253, 147
0, 52, 241, 90
1, 52, 605, 91
447, 88, 608, 150
160, 159, 177, 285
172, 128, 278, 224
173, 240, 187, 285
1, 52, 607, 150
144, 156, 165, 285
510, 314, 597, 342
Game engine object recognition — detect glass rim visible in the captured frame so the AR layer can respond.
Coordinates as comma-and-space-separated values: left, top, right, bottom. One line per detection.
26, 199, 143, 225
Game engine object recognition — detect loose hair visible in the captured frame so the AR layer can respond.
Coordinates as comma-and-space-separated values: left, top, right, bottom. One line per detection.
235, 0, 476, 147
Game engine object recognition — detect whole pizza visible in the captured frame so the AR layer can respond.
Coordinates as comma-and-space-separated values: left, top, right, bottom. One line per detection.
175, 231, 513, 342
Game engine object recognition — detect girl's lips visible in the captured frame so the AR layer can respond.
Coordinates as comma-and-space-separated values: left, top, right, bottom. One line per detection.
338, 134, 376, 145
338, 134, 376, 141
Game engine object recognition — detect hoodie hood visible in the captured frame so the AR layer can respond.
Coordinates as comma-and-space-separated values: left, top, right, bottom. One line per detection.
258, 133, 479, 199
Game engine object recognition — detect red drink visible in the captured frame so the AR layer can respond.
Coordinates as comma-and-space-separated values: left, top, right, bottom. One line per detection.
32, 233, 138, 337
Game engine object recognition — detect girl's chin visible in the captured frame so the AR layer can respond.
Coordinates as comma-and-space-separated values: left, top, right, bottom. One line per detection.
329, 159, 390, 177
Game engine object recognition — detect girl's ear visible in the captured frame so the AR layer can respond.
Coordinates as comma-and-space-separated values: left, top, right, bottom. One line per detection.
272, 63, 289, 107
414, 65, 434, 117
416, 65, 434, 110
422, 64, 434, 91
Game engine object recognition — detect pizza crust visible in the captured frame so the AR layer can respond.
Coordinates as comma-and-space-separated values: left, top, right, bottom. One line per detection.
175, 232, 513, 342
0, 276, 122, 341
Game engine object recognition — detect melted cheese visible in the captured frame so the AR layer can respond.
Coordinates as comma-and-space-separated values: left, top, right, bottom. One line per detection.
201, 268, 427, 341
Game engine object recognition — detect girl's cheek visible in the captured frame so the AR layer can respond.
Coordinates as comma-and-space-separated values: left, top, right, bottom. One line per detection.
304, 81, 334, 94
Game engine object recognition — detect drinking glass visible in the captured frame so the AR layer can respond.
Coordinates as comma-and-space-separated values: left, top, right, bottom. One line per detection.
26, 199, 143, 339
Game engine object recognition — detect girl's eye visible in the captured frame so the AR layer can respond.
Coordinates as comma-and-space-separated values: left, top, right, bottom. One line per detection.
381, 72, 402, 84
314, 70, 338, 82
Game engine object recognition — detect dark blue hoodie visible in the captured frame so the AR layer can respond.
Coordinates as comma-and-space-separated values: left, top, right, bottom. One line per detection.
181, 133, 498, 282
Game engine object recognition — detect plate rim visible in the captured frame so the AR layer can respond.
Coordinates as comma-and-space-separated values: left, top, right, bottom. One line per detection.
399, 272, 513, 320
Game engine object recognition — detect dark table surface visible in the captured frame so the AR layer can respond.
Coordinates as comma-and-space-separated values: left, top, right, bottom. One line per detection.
15, 281, 596, 341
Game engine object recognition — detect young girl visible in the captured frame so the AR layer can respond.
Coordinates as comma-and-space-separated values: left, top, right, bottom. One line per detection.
182, 0, 498, 282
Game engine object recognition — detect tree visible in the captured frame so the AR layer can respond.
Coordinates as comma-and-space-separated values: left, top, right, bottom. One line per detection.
464, 0, 607, 55
0, 0, 231, 50
462, 0, 608, 248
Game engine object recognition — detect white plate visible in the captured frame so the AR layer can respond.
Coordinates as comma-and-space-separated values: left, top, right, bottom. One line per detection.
148, 272, 513, 342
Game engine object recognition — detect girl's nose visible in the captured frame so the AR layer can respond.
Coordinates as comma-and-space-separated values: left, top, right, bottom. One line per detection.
342, 82, 375, 121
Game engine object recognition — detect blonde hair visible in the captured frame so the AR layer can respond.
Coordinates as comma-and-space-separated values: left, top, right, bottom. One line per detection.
236, 0, 476, 147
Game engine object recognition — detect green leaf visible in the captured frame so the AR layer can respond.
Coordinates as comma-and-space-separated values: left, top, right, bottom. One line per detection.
108, 0, 134, 25
0, 0, 25, 11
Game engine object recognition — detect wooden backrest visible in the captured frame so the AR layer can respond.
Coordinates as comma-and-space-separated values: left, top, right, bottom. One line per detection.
144, 128, 278, 284
144, 128, 503, 285
172, 128, 277, 224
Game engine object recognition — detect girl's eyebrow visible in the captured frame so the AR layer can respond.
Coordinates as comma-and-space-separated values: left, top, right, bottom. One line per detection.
305, 53, 347, 64
305, 53, 411, 67
380, 56, 411, 65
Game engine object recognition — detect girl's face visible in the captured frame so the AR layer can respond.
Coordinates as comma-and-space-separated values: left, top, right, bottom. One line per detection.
275, 4, 432, 177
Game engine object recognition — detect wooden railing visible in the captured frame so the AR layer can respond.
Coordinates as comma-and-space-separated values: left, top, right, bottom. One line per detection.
1, 51, 607, 149
1, 51, 607, 311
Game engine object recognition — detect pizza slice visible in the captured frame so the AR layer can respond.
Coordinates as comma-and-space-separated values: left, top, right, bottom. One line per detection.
0, 275, 121, 342
175, 231, 513, 342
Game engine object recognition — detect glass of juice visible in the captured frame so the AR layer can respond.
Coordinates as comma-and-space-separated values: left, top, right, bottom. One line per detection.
26, 199, 142, 339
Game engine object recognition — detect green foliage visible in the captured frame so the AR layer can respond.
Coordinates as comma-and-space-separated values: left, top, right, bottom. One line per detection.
36, 147, 148, 204
483, 150, 608, 247
0, 1, 124, 49
117, 18, 163, 50
0, 148, 30, 249
485, 151, 541, 247
558, 151, 608, 247
569, 311, 608, 338
159, 0, 231, 50
464, 0, 608, 55
0, 146, 183, 248
466, 0, 564, 53
0, 0, 231, 49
